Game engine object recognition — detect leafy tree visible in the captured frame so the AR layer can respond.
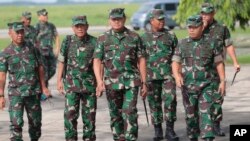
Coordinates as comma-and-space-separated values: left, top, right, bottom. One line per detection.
174, 0, 250, 30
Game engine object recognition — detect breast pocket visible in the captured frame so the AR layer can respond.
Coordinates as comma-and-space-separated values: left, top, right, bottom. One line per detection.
201, 48, 213, 66
125, 44, 136, 61
104, 45, 117, 60
8, 57, 21, 73
23, 54, 36, 74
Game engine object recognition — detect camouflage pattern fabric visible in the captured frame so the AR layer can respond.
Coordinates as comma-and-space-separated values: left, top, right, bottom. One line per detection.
147, 79, 177, 125
172, 36, 223, 139
0, 42, 42, 96
0, 41, 42, 141
64, 92, 96, 141
106, 87, 139, 141
24, 25, 37, 46
58, 34, 97, 140
203, 20, 232, 123
9, 95, 41, 141
93, 28, 145, 140
58, 34, 97, 93
35, 21, 57, 85
210, 81, 224, 122
140, 29, 178, 124
93, 28, 146, 90
141, 29, 177, 81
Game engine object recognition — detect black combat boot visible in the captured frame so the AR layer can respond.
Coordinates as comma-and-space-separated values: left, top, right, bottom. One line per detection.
165, 121, 179, 141
203, 137, 214, 141
214, 122, 225, 136
190, 138, 198, 141
153, 124, 164, 141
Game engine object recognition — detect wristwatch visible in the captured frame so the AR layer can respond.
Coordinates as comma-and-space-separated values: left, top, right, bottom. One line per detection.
0, 95, 4, 98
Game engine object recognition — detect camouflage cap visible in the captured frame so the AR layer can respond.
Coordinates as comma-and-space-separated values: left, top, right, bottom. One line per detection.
22, 11, 32, 19
72, 15, 88, 25
186, 15, 203, 27
7, 23, 13, 29
109, 8, 125, 18
11, 22, 24, 31
148, 9, 165, 20
201, 3, 215, 13
37, 8, 48, 16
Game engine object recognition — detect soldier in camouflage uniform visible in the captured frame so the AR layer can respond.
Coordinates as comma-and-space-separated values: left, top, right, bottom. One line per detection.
21, 11, 37, 45
140, 9, 179, 141
57, 15, 97, 141
0, 22, 50, 141
172, 15, 225, 141
93, 8, 147, 141
200, 3, 240, 136
35, 8, 60, 87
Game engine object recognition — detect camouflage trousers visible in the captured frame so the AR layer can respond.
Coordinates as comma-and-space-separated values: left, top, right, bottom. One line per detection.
106, 87, 139, 141
42, 54, 56, 86
64, 92, 97, 141
181, 84, 214, 139
147, 78, 177, 125
8, 95, 42, 141
210, 81, 224, 122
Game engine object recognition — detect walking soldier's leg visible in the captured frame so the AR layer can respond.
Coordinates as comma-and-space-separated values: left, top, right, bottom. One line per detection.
211, 81, 225, 136
123, 87, 139, 141
81, 92, 97, 141
199, 85, 214, 139
9, 96, 25, 141
162, 78, 178, 141
182, 90, 200, 140
147, 80, 164, 140
106, 89, 125, 140
24, 95, 42, 140
64, 92, 81, 140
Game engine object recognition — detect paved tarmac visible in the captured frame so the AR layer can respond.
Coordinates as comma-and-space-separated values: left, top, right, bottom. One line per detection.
0, 65, 250, 141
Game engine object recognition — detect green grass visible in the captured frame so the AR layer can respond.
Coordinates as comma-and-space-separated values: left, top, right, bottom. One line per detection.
226, 55, 250, 64
0, 4, 140, 29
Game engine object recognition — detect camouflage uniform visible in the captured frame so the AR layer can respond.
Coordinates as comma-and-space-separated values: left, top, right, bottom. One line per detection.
141, 9, 179, 141
35, 9, 57, 86
93, 8, 146, 141
22, 11, 37, 45
0, 22, 42, 141
201, 3, 233, 136
57, 16, 97, 141
141, 25, 178, 125
202, 17, 232, 125
172, 15, 223, 140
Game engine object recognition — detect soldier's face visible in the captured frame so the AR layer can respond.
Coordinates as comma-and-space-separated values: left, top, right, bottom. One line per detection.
72, 24, 88, 38
11, 29, 24, 45
150, 18, 165, 31
21, 17, 31, 26
201, 12, 215, 24
187, 25, 203, 39
109, 17, 126, 31
39, 15, 48, 22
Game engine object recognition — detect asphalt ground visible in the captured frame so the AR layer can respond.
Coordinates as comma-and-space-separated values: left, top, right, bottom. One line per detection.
0, 65, 250, 141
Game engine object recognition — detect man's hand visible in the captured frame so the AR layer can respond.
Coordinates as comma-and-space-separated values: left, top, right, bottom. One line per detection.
0, 97, 6, 110
96, 81, 105, 97
234, 63, 240, 72
57, 80, 64, 95
42, 87, 51, 97
218, 81, 226, 96
175, 76, 184, 88
140, 84, 147, 100
202, 20, 208, 31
